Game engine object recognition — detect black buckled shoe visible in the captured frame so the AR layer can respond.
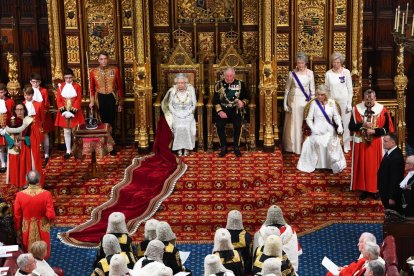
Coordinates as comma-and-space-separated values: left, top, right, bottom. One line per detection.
234, 147, 242, 157
218, 148, 227, 157
110, 149, 117, 156
0, 167, 6, 173
63, 153, 71, 160
359, 191, 369, 200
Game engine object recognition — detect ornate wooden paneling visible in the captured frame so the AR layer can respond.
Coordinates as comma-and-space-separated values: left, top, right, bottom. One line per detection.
0, 0, 51, 88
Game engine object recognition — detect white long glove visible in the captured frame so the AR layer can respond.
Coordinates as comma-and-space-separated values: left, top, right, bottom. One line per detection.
337, 125, 344, 135
283, 93, 291, 112
62, 111, 75, 119
0, 128, 6, 136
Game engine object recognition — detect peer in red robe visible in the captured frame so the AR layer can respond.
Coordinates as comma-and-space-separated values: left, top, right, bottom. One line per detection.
349, 90, 394, 199
327, 257, 367, 276
0, 84, 15, 172
14, 178, 56, 259
30, 73, 54, 162
24, 88, 46, 187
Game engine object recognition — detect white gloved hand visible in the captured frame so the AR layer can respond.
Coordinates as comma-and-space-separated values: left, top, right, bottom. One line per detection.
283, 95, 291, 112
0, 128, 6, 136
346, 105, 352, 113
337, 125, 344, 135
62, 111, 75, 119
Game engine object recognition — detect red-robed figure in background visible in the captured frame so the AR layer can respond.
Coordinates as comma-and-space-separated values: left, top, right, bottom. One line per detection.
349, 89, 394, 200
55, 68, 85, 160
23, 87, 45, 187
0, 83, 15, 173
30, 73, 54, 164
14, 170, 56, 259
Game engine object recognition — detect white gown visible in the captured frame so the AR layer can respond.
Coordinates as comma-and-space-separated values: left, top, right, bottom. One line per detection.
283, 70, 315, 154
297, 99, 346, 173
325, 68, 353, 152
167, 85, 197, 151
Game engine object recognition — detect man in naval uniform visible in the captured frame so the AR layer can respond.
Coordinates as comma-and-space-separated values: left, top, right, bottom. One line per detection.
89, 50, 123, 155
213, 67, 249, 157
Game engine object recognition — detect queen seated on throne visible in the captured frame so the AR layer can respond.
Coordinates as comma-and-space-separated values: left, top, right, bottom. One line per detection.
161, 73, 197, 157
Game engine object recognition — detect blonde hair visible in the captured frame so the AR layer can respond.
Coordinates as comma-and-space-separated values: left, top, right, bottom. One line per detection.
29, 240, 47, 260
315, 84, 331, 99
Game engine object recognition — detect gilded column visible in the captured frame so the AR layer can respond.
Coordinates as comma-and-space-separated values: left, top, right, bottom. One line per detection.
351, 0, 363, 104
259, 0, 278, 151
6, 52, 21, 99
132, 0, 152, 151
46, 0, 63, 81
394, 45, 407, 153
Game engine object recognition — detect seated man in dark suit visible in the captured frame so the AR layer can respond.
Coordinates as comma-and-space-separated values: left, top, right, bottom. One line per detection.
400, 155, 414, 216
377, 133, 404, 213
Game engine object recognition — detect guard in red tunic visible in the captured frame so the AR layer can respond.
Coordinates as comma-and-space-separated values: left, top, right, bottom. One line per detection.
55, 68, 85, 159
349, 89, 394, 200
30, 73, 54, 165
89, 50, 123, 155
23, 87, 45, 187
0, 83, 15, 173
14, 170, 56, 259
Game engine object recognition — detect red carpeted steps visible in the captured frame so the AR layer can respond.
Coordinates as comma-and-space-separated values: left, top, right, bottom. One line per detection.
0, 147, 384, 243
152, 150, 384, 242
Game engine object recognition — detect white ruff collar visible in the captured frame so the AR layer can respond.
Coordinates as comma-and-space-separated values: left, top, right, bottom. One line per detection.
61, 83, 77, 98
0, 99, 6, 113
32, 87, 43, 102
25, 101, 36, 116
356, 102, 383, 116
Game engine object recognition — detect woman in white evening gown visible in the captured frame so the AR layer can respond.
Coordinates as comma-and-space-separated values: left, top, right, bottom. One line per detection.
283, 52, 315, 154
161, 73, 197, 156
297, 84, 346, 173
325, 52, 353, 153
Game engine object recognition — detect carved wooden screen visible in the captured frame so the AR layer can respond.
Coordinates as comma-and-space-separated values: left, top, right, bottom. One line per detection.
151, 0, 260, 95
276, 0, 362, 93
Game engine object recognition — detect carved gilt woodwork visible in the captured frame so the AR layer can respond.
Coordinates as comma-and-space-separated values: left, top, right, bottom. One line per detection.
86, 1, 116, 59
333, 32, 347, 58
177, 0, 235, 23
297, 0, 326, 58
276, 33, 289, 61
64, 0, 77, 29
242, 0, 258, 25
121, 0, 133, 28
277, 0, 289, 26
153, 0, 169, 26
66, 36, 80, 63
334, 0, 347, 25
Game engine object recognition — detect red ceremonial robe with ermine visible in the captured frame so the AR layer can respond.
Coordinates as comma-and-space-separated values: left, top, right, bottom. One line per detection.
350, 102, 394, 193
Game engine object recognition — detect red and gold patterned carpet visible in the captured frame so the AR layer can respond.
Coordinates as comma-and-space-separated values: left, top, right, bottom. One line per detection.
0, 146, 384, 242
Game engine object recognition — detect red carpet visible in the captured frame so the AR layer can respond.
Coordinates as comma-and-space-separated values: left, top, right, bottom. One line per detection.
56, 116, 188, 247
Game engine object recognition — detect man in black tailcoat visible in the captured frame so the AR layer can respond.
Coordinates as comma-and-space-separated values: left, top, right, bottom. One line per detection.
377, 133, 405, 213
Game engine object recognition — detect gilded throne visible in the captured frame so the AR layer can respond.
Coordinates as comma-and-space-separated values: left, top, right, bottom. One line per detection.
153, 42, 205, 151
207, 45, 256, 151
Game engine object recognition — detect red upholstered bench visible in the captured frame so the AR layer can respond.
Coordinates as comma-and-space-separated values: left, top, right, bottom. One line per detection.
381, 235, 399, 276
